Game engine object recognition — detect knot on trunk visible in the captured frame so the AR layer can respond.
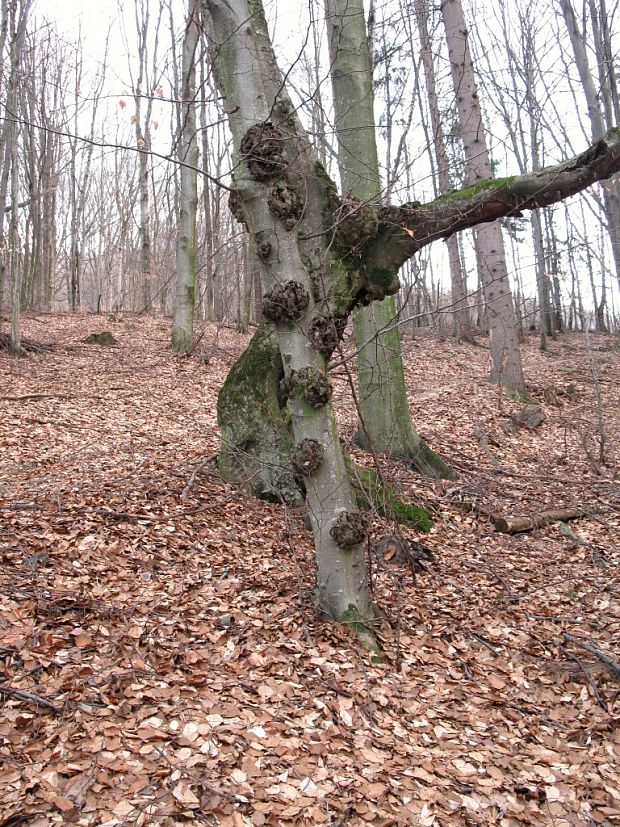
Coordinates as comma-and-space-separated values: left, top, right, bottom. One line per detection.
262, 280, 310, 323
268, 181, 304, 229
240, 122, 286, 181
332, 193, 379, 258
307, 313, 342, 356
293, 366, 332, 407
330, 511, 369, 548
255, 231, 272, 261
228, 189, 247, 227
291, 438, 324, 475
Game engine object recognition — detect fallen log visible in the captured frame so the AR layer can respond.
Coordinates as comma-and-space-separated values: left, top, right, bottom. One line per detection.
492, 507, 588, 534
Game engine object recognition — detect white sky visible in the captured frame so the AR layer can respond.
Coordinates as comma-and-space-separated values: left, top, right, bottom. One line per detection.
30, 0, 620, 312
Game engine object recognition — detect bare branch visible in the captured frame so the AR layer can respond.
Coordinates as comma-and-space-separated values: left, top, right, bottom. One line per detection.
365, 127, 620, 272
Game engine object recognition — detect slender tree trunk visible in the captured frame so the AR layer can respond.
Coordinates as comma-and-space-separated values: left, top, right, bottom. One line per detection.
414, 0, 472, 343
440, 0, 525, 393
1, 0, 32, 347
559, 0, 620, 288
172, 0, 199, 353
198, 45, 216, 322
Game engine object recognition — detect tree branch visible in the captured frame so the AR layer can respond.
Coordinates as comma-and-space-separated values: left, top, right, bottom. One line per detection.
364, 127, 620, 273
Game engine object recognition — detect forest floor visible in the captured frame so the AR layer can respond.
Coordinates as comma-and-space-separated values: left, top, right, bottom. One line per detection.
1, 314, 619, 827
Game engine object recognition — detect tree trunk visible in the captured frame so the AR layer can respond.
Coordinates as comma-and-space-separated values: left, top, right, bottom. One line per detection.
559, 0, 620, 289
198, 46, 216, 322
1, 0, 32, 349
414, 0, 472, 344
325, 0, 453, 476
172, 0, 199, 354
440, 0, 525, 393
204, 0, 378, 629
203, 0, 620, 633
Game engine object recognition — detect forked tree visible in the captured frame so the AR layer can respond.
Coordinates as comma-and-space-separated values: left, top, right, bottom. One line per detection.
202, 0, 620, 632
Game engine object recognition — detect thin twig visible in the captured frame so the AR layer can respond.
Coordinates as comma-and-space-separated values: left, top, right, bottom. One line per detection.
560, 646, 608, 711
0, 685, 62, 713
564, 633, 620, 682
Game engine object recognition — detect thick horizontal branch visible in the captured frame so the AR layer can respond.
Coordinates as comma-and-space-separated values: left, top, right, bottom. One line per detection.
364, 127, 620, 273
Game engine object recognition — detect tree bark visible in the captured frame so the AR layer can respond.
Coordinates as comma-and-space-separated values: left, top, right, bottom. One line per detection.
559, 0, 620, 289
440, 0, 525, 393
325, 0, 453, 476
414, 0, 472, 344
203, 0, 620, 632
172, 0, 200, 354
492, 508, 588, 535
203, 0, 380, 630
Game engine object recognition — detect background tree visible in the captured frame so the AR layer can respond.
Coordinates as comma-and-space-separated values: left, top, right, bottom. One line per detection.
414, 0, 472, 343
559, 0, 620, 290
171, 0, 200, 354
326, 0, 452, 476
0, 0, 33, 352
440, 0, 525, 393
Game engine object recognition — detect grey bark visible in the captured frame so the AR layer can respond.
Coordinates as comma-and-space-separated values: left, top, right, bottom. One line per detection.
203, 0, 376, 630
414, 0, 472, 343
325, 0, 452, 475
204, 0, 620, 631
172, 0, 200, 353
559, 0, 620, 288
0, 0, 33, 349
440, 0, 525, 393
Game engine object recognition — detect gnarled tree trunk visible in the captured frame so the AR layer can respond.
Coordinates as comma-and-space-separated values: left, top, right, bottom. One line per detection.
203, 0, 620, 632
204, 0, 390, 629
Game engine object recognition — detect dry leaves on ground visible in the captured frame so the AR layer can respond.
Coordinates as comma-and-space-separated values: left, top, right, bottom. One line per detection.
1, 315, 618, 826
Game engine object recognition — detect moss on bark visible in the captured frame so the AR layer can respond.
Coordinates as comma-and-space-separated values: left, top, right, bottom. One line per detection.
217, 322, 303, 505
344, 455, 432, 531
217, 324, 438, 520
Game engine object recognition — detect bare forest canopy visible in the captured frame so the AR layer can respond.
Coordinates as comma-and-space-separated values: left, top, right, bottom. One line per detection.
0, 0, 619, 331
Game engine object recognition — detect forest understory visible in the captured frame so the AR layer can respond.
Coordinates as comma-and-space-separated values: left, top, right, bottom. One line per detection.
1, 314, 619, 827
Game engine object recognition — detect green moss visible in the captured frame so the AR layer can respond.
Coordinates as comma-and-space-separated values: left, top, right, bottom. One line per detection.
441, 175, 517, 202
345, 456, 432, 531
341, 603, 373, 632
410, 440, 456, 481
507, 390, 536, 404
84, 331, 117, 346
390, 501, 433, 529
367, 266, 399, 291
217, 322, 303, 505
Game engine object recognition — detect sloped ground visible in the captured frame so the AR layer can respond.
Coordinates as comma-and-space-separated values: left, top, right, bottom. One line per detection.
1, 314, 618, 827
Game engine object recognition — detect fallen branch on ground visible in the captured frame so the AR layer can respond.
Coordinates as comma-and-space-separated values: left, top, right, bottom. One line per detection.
491, 508, 588, 534
0, 686, 62, 713
564, 633, 620, 682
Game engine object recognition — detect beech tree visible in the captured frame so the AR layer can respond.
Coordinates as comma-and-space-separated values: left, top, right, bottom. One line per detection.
171, 0, 200, 354
326, 0, 452, 475
414, 0, 472, 343
203, 0, 620, 630
559, 0, 620, 290
440, 0, 526, 393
